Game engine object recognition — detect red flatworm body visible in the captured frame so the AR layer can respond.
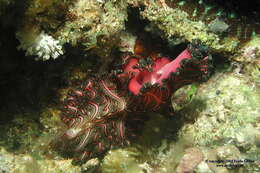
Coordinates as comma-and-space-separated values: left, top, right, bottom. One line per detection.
55, 39, 213, 164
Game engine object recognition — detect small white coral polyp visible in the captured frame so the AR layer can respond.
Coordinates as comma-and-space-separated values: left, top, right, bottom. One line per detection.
17, 31, 64, 61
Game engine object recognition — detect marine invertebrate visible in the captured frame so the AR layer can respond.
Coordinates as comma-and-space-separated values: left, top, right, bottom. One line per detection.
57, 77, 129, 162
16, 31, 64, 61
55, 39, 213, 164
121, 40, 211, 96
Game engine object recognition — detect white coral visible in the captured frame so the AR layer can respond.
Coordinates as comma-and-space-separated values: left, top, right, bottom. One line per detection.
17, 31, 64, 61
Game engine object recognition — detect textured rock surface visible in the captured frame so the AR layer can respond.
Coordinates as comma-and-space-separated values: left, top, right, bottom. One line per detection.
176, 147, 204, 173
0, 0, 259, 172
12, 0, 259, 61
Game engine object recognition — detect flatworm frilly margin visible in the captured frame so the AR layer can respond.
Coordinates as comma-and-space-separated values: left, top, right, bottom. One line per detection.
53, 38, 213, 164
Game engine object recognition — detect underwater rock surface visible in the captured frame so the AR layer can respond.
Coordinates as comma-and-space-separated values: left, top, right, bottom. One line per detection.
9, 0, 259, 60
0, 0, 259, 172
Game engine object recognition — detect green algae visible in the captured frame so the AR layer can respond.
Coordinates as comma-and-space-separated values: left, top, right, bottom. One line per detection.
171, 84, 199, 112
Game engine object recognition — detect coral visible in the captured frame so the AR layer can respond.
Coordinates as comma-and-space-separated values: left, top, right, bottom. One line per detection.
57, 0, 128, 59
15, 0, 126, 60
128, 67, 259, 173
127, 0, 259, 54
15, 0, 259, 61
54, 39, 213, 163
16, 31, 64, 60
13, 0, 72, 60
2, 0, 259, 172
181, 73, 259, 145
177, 71, 260, 172
12, 0, 259, 63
